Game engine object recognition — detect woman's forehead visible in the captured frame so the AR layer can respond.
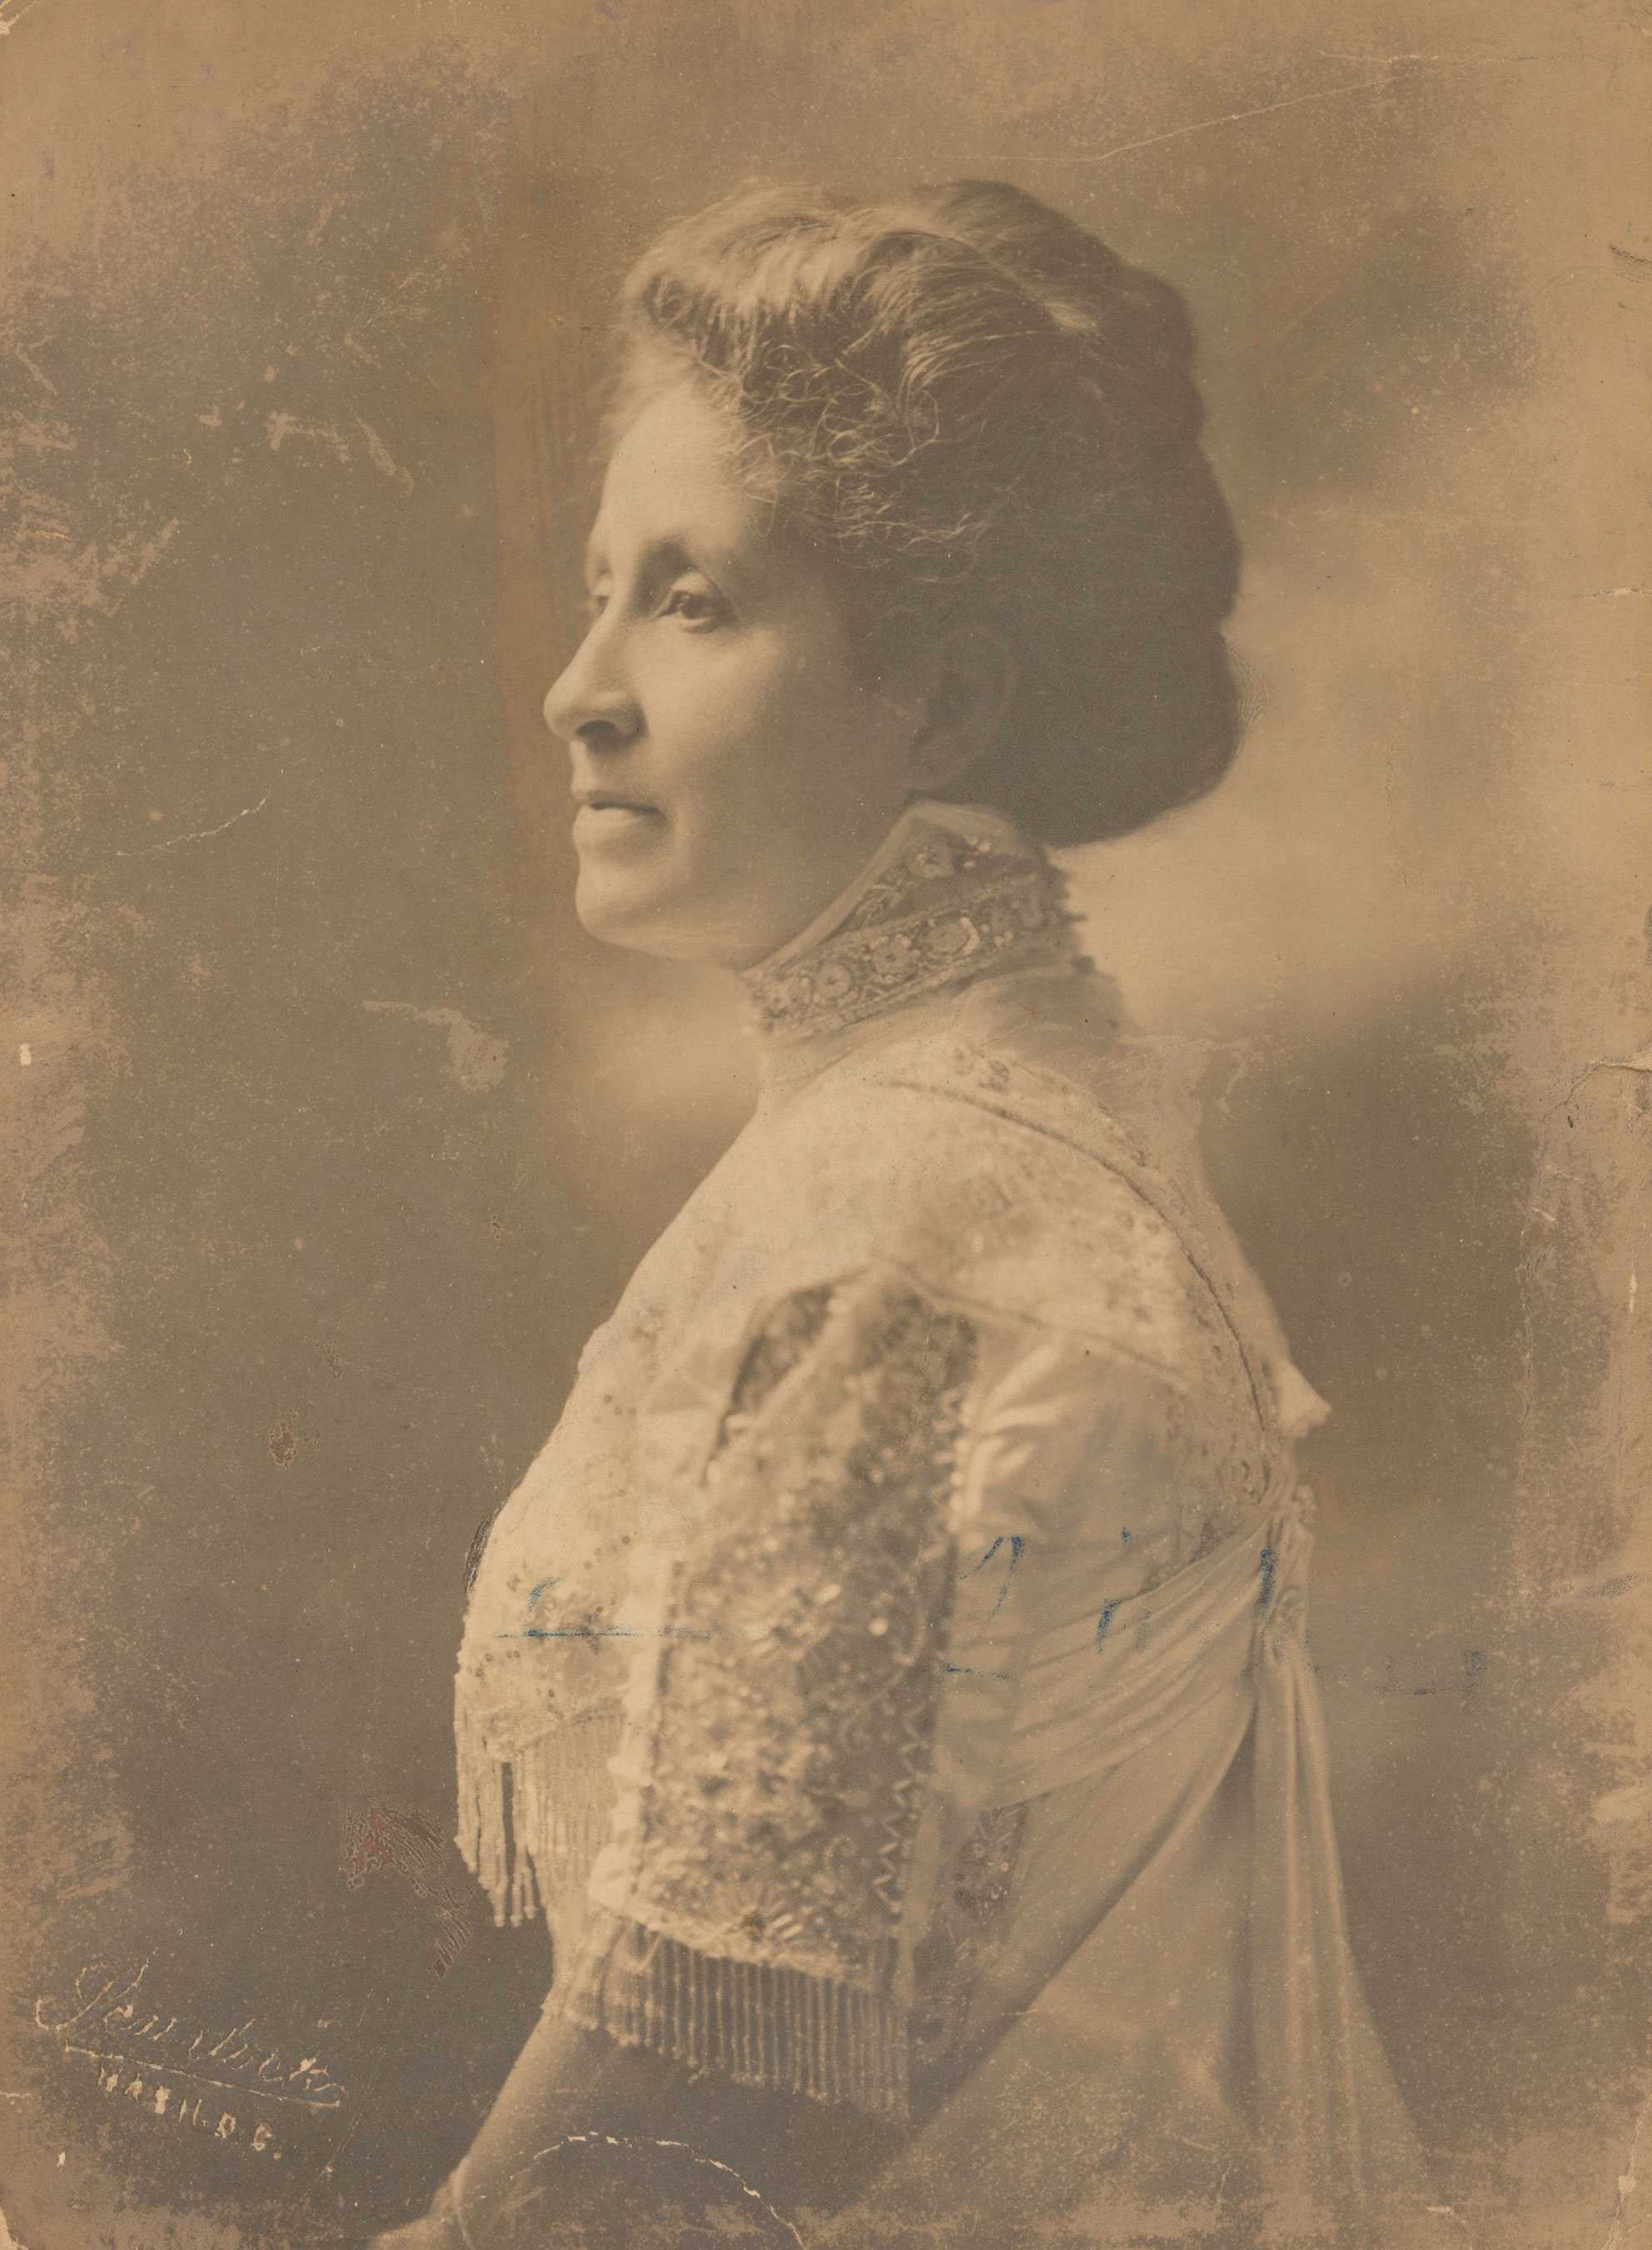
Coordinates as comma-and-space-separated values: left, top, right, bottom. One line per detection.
589, 383, 762, 570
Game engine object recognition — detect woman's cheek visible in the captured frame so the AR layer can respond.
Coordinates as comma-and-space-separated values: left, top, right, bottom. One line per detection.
680, 675, 793, 780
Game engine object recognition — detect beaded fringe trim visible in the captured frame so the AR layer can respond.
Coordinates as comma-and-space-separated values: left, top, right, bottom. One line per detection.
455, 1701, 612, 1929
556, 1904, 912, 2121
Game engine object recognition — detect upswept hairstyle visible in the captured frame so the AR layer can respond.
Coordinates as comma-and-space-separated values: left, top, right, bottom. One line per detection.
605, 181, 1243, 849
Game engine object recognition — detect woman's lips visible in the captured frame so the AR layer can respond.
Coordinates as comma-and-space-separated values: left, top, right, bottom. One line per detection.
572, 799, 664, 846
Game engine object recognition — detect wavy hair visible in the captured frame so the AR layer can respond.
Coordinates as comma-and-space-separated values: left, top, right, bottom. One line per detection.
604, 181, 1243, 847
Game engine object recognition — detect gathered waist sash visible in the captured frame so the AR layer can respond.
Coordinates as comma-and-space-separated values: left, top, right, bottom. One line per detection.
993, 1484, 1313, 1806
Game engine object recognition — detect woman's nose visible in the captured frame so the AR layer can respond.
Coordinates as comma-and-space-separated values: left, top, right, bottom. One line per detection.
542, 625, 640, 748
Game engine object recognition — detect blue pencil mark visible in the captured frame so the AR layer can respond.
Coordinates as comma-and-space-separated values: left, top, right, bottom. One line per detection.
944, 1661, 1013, 1680
1095, 1600, 1121, 1650
1120, 1527, 1132, 1546
504, 1574, 720, 1641
967, 1535, 1024, 1617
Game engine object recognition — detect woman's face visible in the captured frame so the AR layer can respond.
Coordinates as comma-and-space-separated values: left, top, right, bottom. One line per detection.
544, 381, 923, 968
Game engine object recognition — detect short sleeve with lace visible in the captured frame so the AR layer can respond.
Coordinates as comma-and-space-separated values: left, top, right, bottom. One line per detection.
551, 1267, 993, 2118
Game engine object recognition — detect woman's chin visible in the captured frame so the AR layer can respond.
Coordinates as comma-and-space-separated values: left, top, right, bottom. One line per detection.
575, 869, 697, 960
573, 874, 777, 968
575, 874, 657, 948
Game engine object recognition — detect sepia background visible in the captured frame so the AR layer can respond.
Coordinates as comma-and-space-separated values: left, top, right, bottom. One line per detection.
2, 1, 1649, 2243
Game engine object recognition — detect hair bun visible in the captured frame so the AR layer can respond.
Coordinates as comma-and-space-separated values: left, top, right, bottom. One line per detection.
905, 181, 1206, 460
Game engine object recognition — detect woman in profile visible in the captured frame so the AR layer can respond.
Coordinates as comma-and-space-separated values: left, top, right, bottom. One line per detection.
376, 182, 1446, 2248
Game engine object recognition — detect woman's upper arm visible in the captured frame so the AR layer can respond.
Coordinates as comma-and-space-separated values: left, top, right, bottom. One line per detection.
532, 1267, 1001, 2115
545, 1263, 1202, 2113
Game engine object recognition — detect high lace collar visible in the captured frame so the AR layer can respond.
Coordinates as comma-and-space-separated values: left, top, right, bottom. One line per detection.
739, 799, 1082, 1049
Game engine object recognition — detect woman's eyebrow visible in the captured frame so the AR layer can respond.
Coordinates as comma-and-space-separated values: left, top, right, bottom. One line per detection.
584, 533, 741, 600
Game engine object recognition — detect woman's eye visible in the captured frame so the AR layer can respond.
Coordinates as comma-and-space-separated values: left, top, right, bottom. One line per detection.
661, 585, 726, 627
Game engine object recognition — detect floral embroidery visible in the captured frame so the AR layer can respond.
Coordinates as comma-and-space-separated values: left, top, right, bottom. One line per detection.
741, 812, 1077, 1044
595, 1282, 980, 1979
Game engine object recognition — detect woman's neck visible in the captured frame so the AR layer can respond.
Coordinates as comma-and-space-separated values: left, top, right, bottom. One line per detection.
737, 798, 1082, 1053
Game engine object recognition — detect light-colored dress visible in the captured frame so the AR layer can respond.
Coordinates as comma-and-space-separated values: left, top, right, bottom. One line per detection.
455, 800, 1445, 2245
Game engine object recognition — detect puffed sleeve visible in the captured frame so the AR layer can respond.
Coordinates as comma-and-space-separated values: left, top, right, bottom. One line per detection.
547, 1263, 1016, 2121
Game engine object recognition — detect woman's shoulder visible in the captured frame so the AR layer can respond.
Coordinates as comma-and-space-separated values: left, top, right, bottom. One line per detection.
749, 1023, 1231, 1389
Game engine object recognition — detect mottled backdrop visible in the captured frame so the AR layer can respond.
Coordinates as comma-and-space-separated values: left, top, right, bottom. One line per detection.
2, 3, 1648, 2245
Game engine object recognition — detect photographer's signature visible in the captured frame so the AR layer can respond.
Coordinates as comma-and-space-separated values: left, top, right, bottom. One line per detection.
34, 1959, 345, 2158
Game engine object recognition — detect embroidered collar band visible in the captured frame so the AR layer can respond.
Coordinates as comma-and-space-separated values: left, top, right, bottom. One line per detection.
739, 799, 1082, 1047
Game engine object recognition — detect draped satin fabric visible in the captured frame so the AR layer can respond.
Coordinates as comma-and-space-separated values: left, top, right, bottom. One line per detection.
856, 1487, 1451, 2247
